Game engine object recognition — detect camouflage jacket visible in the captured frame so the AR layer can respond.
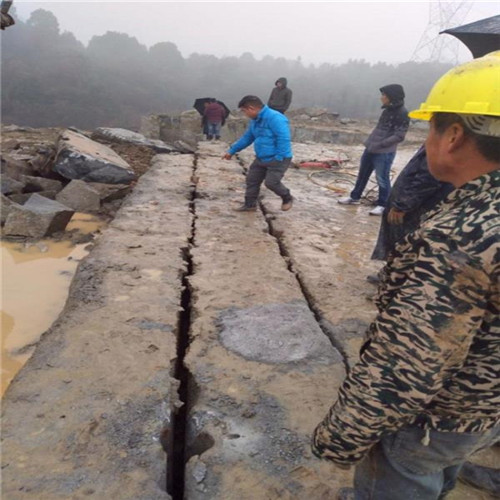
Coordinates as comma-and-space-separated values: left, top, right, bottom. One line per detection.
313, 170, 500, 466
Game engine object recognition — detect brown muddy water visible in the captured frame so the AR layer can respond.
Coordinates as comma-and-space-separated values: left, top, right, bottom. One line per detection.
1, 213, 105, 396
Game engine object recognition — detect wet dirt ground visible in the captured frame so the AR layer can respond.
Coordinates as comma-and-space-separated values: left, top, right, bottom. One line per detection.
1, 138, 498, 499
0, 214, 105, 395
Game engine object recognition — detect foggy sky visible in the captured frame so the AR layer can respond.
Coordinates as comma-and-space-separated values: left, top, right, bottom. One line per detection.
14, 1, 500, 65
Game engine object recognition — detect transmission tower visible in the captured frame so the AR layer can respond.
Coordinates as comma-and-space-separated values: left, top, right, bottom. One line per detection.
411, 1, 473, 63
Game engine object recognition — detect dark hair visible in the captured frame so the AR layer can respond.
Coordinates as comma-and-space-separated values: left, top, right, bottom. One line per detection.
238, 95, 263, 109
433, 112, 500, 163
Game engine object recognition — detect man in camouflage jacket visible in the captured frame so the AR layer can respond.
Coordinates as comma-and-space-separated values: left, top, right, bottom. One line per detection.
313, 52, 500, 500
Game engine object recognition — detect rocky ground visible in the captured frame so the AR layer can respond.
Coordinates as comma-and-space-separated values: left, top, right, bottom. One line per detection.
1, 127, 498, 499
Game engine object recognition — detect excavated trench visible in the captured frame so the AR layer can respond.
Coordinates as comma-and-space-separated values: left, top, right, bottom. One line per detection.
166, 156, 198, 499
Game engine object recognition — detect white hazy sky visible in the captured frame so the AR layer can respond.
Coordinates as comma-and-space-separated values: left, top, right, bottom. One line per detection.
13, 1, 500, 65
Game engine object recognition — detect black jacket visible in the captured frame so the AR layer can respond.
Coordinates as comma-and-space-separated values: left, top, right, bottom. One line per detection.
371, 146, 455, 260
364, 84, 409, 154
268, 77, 292, 113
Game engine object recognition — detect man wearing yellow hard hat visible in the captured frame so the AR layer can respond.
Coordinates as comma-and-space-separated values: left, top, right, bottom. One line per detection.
312, 51, 500, 500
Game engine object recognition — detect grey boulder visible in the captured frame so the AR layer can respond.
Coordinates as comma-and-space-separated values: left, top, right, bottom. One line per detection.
54, 129, 135, 185
173, 140, 196, 154
3, 193, 74, 238
1, 194, 15, 225
21, 175, 63, 194
56, 180, 101, 212
1, 155, 35, 179
91, 127, 176, 153
87, 182, 131, 203
1, 176, 24, 195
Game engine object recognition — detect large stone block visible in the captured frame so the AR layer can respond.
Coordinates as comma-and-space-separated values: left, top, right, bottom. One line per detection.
3, 193, 74, 238
87, 182, 131, 203
1, 154, 35, 179
1, 176, 24, 195
54, 129, 136, 185
20, 175, 63, 194
56, 179, 101, 212
91, 127, 176, 153
8, 193, 34, 204
1, 193, 15, 225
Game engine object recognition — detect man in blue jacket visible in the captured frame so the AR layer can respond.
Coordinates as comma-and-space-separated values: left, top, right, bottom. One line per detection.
223, 95, 294, 212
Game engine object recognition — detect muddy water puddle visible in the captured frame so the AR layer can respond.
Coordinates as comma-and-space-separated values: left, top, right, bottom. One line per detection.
1, 213, 105, 395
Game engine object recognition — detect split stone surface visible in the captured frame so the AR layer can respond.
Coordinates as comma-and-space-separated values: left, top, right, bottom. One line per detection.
56, 179, 101, 212
236, 142, 418, 364
3, 193, 74, 238
184, 143, 348, 499
1, 154, 195, 498
2, 137, 496, 499
54, 129, 136, 184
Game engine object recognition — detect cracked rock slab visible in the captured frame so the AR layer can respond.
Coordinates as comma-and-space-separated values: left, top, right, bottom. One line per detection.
184, 142, 348, 499
1, 154, 194, 499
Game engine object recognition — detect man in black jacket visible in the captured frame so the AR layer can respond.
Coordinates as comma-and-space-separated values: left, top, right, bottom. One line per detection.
370, 146, 454, 261
338, 84, 409, 215
267, 77, 292, 114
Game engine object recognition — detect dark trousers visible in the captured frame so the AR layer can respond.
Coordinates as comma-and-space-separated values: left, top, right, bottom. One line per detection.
353, 425, 500, 499
245, 158, 291, 207
350, 150, 396, 207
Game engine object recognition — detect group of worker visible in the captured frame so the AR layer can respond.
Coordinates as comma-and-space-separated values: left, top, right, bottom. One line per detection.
222, 52, 500, 500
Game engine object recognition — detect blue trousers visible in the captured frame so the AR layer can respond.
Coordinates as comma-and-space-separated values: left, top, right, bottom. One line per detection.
350, 150, 396, 207
206, 121, 222, 138
353, 425, 500, 500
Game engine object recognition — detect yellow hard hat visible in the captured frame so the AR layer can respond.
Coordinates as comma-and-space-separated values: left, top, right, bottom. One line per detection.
409, 50, 500, 121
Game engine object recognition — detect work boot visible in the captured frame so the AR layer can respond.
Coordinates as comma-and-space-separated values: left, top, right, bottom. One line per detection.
336, 487, 355, 500
281, 196, 294, 211
233, 204, 257, 212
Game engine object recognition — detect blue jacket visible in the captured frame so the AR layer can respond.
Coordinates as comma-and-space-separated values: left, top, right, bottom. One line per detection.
228, 105, 292, 162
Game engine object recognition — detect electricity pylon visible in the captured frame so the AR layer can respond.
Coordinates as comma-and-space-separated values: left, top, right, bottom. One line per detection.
411, 1, 473, 63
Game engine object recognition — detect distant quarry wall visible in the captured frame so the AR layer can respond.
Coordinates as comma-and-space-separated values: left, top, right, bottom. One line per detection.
140, 108, 377, 148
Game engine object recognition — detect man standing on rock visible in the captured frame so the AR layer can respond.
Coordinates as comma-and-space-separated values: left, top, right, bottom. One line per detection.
312, 52, 500, 500
267, 77, 293, 114
338, 84, 409, 216
203, 99, 226, 141
223, 95, 293, 212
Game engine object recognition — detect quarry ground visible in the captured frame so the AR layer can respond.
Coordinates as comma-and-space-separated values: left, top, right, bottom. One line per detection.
1, 136, 498, 500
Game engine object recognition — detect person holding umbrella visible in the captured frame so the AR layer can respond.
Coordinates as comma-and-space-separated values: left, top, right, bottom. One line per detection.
223, 95, 293, 212
193, 98, 230, 140
203, 98, 226, 141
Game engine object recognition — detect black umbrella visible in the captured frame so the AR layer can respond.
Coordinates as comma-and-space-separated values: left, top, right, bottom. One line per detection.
441, 15, 500, 58
193, 98, 230, 118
